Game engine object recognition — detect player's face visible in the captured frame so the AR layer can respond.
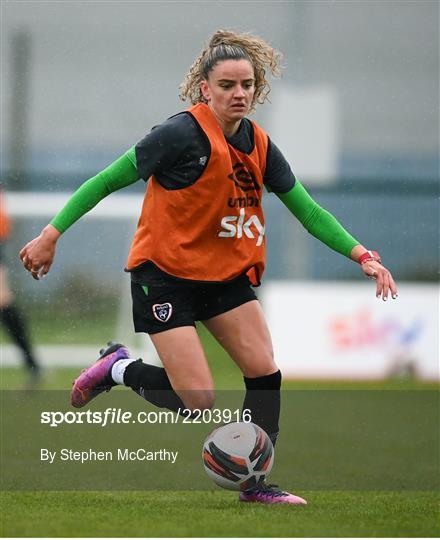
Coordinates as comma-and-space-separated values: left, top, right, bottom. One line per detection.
200, 59, 255, 129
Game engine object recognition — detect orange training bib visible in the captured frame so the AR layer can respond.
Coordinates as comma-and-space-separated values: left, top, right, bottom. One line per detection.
126, 103, 268, 286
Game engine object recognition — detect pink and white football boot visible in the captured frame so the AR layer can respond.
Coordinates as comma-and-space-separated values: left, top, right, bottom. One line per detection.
71, 341, 131, 408
239, 483, 307, 505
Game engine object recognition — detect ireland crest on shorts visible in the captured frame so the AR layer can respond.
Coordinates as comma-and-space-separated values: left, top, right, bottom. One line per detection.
152, 303, 173, 323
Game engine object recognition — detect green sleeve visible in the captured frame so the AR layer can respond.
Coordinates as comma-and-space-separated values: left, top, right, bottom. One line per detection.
50, 147, 140, 234
276, 180, 360, 258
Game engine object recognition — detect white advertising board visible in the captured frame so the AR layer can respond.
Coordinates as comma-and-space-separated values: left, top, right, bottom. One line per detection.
266, 85, 339, 185
262, 281, 439, 380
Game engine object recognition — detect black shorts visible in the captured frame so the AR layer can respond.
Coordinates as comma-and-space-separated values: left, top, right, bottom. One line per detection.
131, 275, 258, 335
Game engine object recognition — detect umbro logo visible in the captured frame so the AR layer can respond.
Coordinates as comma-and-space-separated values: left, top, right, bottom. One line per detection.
152, 303, 173, 323
228, 162, 260, 192
199, 156, 208, 166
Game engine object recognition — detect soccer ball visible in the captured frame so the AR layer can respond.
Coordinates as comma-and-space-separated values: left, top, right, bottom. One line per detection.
202, 422, 274, 491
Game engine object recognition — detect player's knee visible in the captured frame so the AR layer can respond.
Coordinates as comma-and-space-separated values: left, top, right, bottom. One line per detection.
181, 389, 215, 412
242, 344, 277, 378
242, 338, 274, 365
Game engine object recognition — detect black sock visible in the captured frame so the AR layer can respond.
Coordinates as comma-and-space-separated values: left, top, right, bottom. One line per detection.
123, 360, 186, 413
1, 304, 39, 372
242, 370, 281, 446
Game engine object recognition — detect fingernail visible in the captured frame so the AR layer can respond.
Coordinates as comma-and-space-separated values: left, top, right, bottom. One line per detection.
383, 297, 387, 302
392, 294, 398, 299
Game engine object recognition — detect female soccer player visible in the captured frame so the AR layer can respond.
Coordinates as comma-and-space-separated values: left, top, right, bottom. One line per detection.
20, 30, 397, 504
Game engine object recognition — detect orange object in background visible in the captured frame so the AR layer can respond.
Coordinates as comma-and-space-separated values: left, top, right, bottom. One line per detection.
0, 191, 11, 241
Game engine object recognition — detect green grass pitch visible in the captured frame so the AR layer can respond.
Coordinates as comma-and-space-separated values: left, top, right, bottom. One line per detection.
1, 324, 439, 537
1, 490, 438, 537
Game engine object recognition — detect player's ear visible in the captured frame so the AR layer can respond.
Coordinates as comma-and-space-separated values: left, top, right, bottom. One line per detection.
200, 80, 211, 101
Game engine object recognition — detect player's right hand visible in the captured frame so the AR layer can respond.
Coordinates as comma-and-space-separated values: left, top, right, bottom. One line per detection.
19, 225, 61, 280
361, 259, 398, 301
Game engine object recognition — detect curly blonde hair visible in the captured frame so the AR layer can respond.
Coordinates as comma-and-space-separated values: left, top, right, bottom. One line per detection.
179, 30, 283, 111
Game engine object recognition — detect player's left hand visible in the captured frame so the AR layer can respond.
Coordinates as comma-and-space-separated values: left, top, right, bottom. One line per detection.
361, 260, 398, 301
